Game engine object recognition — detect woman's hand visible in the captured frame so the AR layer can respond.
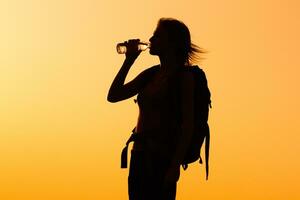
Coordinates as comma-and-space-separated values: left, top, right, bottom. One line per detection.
124, 39, 142, 61
163, 165, 180, 188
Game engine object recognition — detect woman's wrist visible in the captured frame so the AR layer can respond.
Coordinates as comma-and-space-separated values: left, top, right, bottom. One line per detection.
125, 56, 138, 65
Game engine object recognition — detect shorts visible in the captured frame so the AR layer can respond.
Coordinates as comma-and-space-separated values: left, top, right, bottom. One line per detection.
128, 150, 177, 200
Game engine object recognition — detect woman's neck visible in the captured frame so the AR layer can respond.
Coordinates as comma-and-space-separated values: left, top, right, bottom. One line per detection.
158, 54, 182, 75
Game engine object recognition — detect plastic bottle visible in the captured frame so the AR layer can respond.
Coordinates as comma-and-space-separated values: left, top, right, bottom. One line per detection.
116, 41, 150, 54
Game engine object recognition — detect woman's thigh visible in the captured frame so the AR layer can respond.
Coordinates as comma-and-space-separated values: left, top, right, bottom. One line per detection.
128, 150, 177, 200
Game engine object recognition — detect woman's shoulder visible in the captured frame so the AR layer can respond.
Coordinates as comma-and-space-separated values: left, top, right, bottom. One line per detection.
139, 64, 160, 79
181, 65, 199, 71
143, 64, 160, 73
180, 65, 199, 78
180, 65, 208, 86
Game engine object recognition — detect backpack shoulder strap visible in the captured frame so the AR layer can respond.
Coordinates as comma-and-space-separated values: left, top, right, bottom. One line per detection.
193, 66, 211, 180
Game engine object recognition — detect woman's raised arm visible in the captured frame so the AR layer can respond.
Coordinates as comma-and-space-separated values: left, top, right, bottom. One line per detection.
107, 58, 157, 103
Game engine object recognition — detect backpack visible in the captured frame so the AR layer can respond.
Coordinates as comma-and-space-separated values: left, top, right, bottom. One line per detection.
171, 65, 211, 180
121, 65, 211, 180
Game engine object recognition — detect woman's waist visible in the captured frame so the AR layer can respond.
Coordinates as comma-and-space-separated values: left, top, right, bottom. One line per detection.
132, 128, 178, 151
132, 139, 176, 156
136, 115, 179, 132
132, 130, 171, 142
134, 126, 179, 139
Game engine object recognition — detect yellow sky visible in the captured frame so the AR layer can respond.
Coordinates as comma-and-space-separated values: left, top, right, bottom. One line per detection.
0, 0, 299, 199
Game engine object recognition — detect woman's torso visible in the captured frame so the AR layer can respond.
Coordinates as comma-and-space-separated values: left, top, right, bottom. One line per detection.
133, 66, 181, 155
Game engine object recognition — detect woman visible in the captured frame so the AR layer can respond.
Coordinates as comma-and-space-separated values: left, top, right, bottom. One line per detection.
107, 18, 205, 200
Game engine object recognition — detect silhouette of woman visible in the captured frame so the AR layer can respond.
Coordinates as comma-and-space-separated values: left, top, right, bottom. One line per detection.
107, 18, 205, 200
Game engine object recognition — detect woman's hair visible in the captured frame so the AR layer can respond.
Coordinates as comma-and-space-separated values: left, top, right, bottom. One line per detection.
157, 18, 206, 65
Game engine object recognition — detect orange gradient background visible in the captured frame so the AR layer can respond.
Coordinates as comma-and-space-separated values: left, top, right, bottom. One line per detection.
0, 0, 299, 199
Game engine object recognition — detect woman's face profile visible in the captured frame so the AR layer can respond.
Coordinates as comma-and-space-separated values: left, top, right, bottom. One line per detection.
149, 25, 170, 56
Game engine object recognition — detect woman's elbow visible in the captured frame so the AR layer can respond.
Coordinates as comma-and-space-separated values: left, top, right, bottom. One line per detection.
107, 96, 115, 103
107, 92, 118, 103
107, 91, 126, 103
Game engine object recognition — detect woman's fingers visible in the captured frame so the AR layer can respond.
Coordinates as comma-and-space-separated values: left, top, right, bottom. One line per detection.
128, 39, 140, 43
127, 39, 140, 50
125, 39, 142, 59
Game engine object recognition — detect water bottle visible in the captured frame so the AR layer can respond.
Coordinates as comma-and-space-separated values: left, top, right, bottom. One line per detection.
116, 41, 150, 54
